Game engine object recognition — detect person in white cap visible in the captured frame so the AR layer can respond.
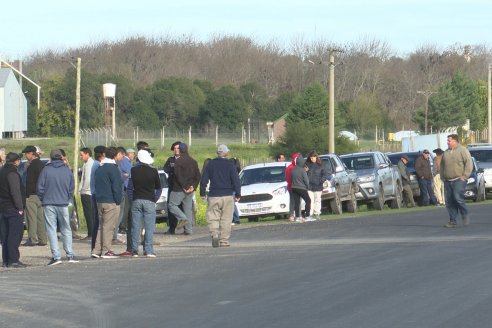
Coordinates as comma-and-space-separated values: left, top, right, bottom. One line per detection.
127, 149, 162, 257
199, 144, 241, 247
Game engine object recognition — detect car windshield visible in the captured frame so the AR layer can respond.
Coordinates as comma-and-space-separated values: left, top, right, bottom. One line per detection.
342, 156, 374, 170
469, 150, 492, 163
240, 167, 286, 185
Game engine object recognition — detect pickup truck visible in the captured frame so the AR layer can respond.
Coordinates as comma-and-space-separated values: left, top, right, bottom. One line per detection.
340, 151, 403, 210
319, 154, 359, 214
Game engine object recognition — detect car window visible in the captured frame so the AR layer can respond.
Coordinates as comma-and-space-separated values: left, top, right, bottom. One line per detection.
320, 158, 334, 174
240, 166, 286, 185
159, 172, 169, 188
342, 156, 374, 170
469, 150, 492, 163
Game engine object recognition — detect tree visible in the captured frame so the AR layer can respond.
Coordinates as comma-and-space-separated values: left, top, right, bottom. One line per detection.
346, 93, 384, 137
286, 82, 327, 126
200, 85, 249, 130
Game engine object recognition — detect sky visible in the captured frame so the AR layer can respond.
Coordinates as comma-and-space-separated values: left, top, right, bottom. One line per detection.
1, 0, 491, 60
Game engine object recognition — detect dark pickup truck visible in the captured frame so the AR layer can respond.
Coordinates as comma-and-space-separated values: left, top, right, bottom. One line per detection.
319, 154, 359, 214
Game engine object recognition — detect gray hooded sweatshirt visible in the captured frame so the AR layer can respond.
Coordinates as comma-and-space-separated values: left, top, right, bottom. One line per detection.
290, 156, 310, 190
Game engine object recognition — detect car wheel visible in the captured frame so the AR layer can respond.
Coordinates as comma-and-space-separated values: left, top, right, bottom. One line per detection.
247, 217, 259, 222
329, 188, 343, 215
344, 185, 358, 213
390, 183, 403, 209
373, 185, 385, 210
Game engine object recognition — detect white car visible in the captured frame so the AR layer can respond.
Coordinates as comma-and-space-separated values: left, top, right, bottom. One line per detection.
155, 170, 169, 222
237, 162, 290, 222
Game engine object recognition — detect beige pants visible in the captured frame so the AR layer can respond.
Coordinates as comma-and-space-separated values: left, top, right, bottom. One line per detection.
25, 195, 47, 244
433, 174, 445, 204
95, 203, 120, 253
307, 190, 322, 216
206, 196, 234, 244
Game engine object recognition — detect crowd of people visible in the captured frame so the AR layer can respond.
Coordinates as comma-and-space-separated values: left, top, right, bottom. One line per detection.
0, 141, 241, 268
0, 133, 475, 268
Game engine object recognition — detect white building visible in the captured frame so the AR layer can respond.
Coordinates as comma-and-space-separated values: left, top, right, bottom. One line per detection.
0, 68, 27, 139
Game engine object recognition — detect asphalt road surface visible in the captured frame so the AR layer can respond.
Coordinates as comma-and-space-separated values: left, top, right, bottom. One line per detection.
1, 204, 492, 328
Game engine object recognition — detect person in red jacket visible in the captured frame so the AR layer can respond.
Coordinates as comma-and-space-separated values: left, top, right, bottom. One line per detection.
285, 153, 300, 222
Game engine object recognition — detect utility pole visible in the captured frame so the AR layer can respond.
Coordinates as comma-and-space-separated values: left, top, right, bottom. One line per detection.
488, 64, 491, 144
327, 48, 344, 153
73, 57, 81, 195
417, 90, 438, 134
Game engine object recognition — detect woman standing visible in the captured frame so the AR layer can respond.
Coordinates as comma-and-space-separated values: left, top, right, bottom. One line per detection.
305, 151, 326, 220
290, 155, 311, 223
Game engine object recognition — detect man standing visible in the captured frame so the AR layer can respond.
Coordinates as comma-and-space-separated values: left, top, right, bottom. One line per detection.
113, 147, 131, 244
285, 153, 300, 222
163, 141, 181, 234
398, 155, 415, 208
168, 143, 201, 234
128, 149, 162, 257
200, 144, 241, 247
433, 148, 445, 205
22, 145, 47, 247
37, 150, 77, 265
440, 134, 473, 228
79, 147, 94, 240
93, 147, 122, 258
414, 149, 438, 206
0, 153, 27, 268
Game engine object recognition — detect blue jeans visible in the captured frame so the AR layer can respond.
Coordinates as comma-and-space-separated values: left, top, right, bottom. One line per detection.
418, 178, 438, 206
44, 205, 74, 260
168, 191, 193, 232
131, 199, 157, 255
444, 179, 468, 224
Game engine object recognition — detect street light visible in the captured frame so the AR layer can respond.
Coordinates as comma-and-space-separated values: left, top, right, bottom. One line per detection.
417, 90, 438, 135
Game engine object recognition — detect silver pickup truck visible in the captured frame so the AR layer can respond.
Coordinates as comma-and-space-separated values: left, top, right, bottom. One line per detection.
340, 151, 403, 210
319, 154, 359, 214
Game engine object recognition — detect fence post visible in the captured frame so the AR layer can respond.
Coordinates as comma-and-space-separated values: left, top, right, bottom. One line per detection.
188, 126, 192, 147
216, 125, 219, 146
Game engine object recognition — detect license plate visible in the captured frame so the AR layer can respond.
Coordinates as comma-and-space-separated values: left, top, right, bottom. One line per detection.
247, 203, 262, 209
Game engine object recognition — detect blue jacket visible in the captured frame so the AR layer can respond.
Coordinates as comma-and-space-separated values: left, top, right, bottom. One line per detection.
37, 159, 74, 206
95, 161, 123, 205
199, 157, 241, 197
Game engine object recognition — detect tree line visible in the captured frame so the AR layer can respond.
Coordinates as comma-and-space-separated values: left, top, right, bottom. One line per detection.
17, 35, 491, 141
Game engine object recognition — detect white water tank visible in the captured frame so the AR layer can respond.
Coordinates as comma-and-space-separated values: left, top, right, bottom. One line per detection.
102, 83, 116, 98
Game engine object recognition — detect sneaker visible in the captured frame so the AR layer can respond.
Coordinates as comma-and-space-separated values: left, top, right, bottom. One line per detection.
81, 236, 92, 241
67, 256, 79, 263
212, 236, 220, 248
37, 242, 47, 246
22, 239, 36, 247
91, 253, 101, 259
288, 216, 295, 222
443, 222, 457, 228
72, 233, 82, 240
48, 258, 62, 266
295, 217, 305, 223
8, 262, 27, 268
144, 253, 157, 258
101, 251, 119, 259
463, 217, 470, 226
219, 241, 230, 247
176, 219, 188, 229
305, 216, 317, 222
132, 252, 139, 258
119, 251, 133, 257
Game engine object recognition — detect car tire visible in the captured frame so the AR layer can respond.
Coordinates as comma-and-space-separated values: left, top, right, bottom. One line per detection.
373, 185, 385, 210
247, 217, 259, 222
390, 183, 403, 209
344, 185, 358, 213
329, 188, 343, 215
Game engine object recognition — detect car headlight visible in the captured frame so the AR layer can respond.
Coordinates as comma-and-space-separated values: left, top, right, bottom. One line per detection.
467, 177, 475, 184
323, 179, 334, 188
357, 175, 375, 183
272, 186, 287, 196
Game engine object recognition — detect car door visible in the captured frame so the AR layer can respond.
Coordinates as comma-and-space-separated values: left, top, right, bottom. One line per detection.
376, 153, 393, 196
332, 155, 349, 196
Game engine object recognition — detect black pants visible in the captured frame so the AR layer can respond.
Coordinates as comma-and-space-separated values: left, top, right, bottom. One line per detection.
91, 194, 99, 250
81, 194, 94, 237
292, 188, 311, 218
0, 210, 24, 265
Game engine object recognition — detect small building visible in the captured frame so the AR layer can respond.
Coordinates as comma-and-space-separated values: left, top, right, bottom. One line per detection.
0, 68, 27, 139
268, 113, 287, 144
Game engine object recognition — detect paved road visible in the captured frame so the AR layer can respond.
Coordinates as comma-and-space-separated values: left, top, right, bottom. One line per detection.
1, 204, 492, 328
